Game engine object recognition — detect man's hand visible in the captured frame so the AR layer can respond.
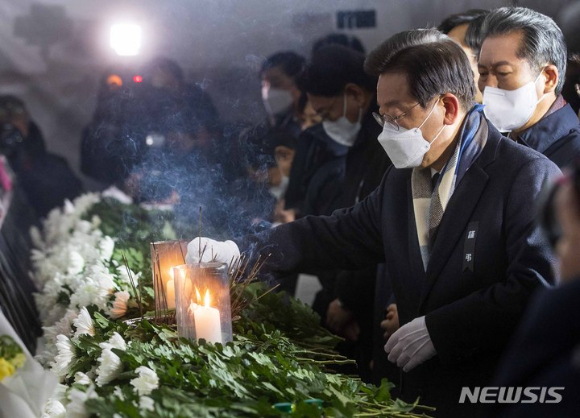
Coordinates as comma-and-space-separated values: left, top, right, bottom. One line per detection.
384, 316, 436, 372
326, 299, 360, 341
186, 237, 240, 265
380, 303, 400, 340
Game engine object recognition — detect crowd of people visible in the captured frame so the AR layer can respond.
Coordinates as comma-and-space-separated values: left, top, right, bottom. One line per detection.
2, 4, 580, 417
181, 6, 580, 418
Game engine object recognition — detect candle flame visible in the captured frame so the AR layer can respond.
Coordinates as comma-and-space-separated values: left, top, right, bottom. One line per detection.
194, 286, 212, 308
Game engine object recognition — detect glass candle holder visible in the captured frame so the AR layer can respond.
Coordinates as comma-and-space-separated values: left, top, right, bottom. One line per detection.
173, 263, 233, 344
150, 240, 187, 314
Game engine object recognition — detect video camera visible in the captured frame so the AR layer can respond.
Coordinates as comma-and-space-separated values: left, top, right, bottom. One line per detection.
0, 123, 25, 159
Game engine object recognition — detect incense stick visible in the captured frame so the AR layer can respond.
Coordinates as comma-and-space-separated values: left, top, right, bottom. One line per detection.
198, 206, 202, 262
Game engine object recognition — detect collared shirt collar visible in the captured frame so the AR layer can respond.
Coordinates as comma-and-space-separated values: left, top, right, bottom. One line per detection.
512, 95, 575, 153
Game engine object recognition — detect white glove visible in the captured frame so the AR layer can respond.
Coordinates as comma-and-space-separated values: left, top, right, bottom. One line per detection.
185, 237, 240, 265
384, 316, 436, 372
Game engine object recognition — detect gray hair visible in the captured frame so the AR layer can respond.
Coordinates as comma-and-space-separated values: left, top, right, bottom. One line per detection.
481, 7, 567, 94
364, 28, 448, 77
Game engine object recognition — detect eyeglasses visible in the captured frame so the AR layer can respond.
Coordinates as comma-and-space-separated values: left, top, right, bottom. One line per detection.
373, 102, 420, 131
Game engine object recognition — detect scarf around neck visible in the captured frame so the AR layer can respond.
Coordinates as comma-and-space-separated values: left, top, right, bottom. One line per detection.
412, 104, 488, 270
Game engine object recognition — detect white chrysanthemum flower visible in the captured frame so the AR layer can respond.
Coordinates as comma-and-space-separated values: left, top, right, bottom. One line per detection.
63, 199, 75, 215
91, 215, 101, 228
37, 309, 78, 366
107, 332, 127, 350
73, 307, 95, 338
67, 252, 85, 276
69, 265, 116, 312
41, 398, 66, 418
51, 335, 75, 377
109, 291, 130, 319
72, 193, 101, 216
130, 366, 159, 396
66, 384, 97, 418
98, 236, 115, 262
95, 348, 122, 386
44, 305, 69, 330
139, 396, 155, 412
74, 220, 93, 235
30, 225, 44, 249
95, 333, 126, 386
74, 372, 92, 386
102, 186, 133, 205
35, 273, 71, 325
113, 386, 125, 401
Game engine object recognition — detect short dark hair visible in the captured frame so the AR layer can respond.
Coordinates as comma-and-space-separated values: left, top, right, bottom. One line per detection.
438, 9, 488, 34
365, 28, 447, 76
312, 33, 366, 55
260, 51, 306, 81
481, 7, 567, 95
298, 45, 376, 97
464, 13, 488, 56
368, 36, 475, 110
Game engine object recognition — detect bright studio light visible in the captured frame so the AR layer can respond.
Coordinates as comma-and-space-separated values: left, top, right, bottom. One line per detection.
110, 23, 142, 56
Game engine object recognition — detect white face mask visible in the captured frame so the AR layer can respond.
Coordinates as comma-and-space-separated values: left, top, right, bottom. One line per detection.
377, 99, 445, 169
483, 72, 546, 132
322, 94, 362, 147
268, 175, 289, 200
262, 87, 294, 117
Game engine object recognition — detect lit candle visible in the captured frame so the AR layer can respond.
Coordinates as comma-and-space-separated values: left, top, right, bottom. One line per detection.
151, 240, 187, 314
189, 288, 222, 343
166, 268, 176, 309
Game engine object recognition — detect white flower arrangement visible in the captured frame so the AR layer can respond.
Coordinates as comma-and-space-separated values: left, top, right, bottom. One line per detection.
139, 395, 155, 412
130, 366, 159, 396
74, 372, 92, 386
65, 384, 98, 418
41, 399, 66, 418
95, 333, 127, 387
73, 307, 95, 338
51, 335, 75, 378
32, 192, 143, 370
31, 192, 153, 416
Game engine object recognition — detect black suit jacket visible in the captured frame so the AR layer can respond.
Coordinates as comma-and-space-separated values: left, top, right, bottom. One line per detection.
242, 120, 560, 416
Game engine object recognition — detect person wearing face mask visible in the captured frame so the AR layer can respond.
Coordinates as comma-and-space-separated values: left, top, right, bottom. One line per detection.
296, 45, 390, 214
260, 51, 306, 132
290, 45, 392, 380
243, 52, 307, 211
478, 7, 580, 168
185, 35, 560, 417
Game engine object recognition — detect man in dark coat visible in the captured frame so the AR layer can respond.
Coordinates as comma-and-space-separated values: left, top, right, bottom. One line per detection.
478, 7, 580, 168
187, 36, 559, 417
294, 45, 391, 379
